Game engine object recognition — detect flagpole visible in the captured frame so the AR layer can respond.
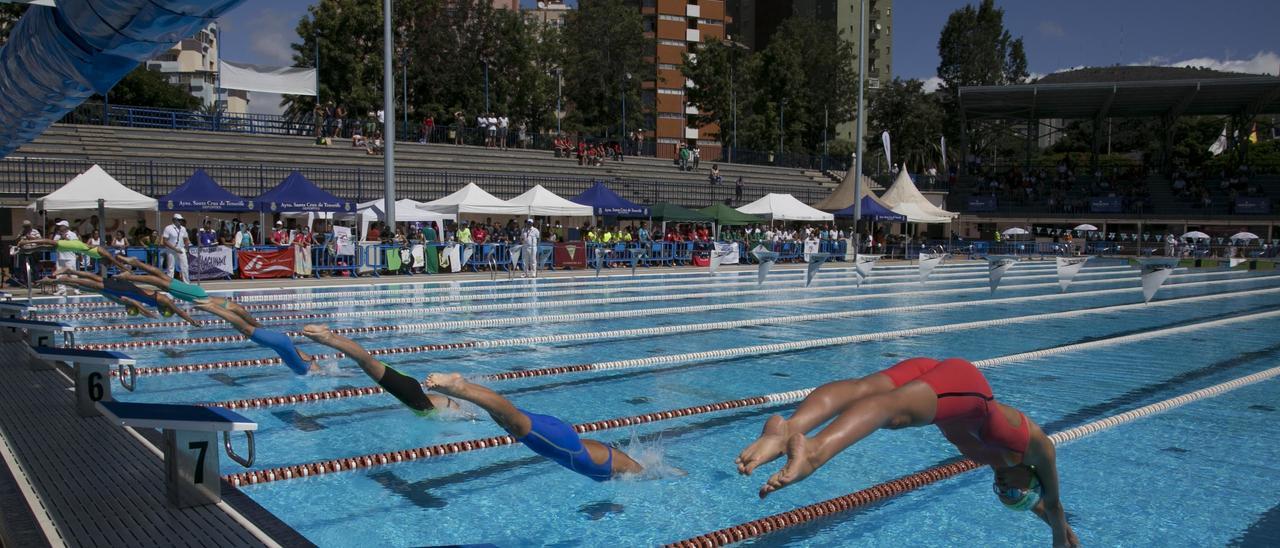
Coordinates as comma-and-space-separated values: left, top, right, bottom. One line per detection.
852, 0, 867, 251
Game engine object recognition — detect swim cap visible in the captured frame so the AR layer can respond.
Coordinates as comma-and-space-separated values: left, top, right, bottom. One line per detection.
126, 307, 141, 316
995, 475, 1042, 512
160, 308, 174, 318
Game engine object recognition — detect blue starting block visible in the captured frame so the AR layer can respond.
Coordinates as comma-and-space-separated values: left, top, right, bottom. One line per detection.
0, 318, 74, 369
33, 347, 137, 416
96, 401, 257, 508
0, 302, 31, 341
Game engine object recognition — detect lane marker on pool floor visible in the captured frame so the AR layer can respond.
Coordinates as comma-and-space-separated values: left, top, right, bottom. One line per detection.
222, 341, 1280, 490
665, 364, 1280, 547
200, 290, 1280, 409
113, 275, 1275, 372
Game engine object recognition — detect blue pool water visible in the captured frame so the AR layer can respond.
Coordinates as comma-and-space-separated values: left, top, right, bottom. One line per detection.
40, 259, 1280, 546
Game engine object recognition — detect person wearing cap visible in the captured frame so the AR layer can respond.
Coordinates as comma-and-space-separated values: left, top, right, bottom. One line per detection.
13, 220, 41, 286
270, 221, 290, 246
521, 218, 540, 278
51, 220, 80, 294
161, 214, 192, 282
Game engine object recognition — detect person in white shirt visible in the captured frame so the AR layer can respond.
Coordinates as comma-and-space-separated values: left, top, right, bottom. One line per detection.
51, 220, 79, 294
161, 214, 192, 282
485, 114, 498, 148
521, 218, 541, 278
497, 116, 510, 149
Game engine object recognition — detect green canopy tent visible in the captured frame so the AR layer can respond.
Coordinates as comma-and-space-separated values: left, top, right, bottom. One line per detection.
648, 202, 716, 242
698, 204, 765, 239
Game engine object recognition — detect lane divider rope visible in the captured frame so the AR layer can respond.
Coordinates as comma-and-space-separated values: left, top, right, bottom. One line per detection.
115, 277, 1277, 373
202, 301, 1280, 411
665, 364, 1280, 547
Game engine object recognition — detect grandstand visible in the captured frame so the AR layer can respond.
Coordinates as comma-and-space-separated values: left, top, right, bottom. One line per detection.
3, 120, 838, 209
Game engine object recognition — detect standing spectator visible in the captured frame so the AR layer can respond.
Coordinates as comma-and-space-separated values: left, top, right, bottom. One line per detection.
456, 222, 472, 244
498, 114, 510, 149
198, 221, 218, 247
634, 131, 644, 156
692, 146, 701, 171
679, 144, 691, 171
453, 111, 465, 145
516, 120, 528, 149
270, 221, 290, 246
233, 224, 254, 249
51, 220, 79, 294
110, 230, 129, 250
485, 113, 498, 148
161, 214, 191, 282
333, 105, 347, 139
735, 177, 744, 204
365, 222, 382, 242
422, 115, 435, 143
293, 226, 313, 247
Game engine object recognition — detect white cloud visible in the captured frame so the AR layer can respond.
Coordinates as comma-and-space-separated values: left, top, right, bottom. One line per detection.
921, 76, 944, 93
247, 92, 287, 116
1038, 21, 1065, 39
1153, 50, 1280, 76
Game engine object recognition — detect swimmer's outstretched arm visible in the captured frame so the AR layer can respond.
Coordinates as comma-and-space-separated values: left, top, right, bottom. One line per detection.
195, 301, 252, 336
1021, 423, 1079, 547
120, 255, 169, 279
157, 293, 200, 327
738, 372, 897, 475
66, 270, 104, 282
118, 295, 160, 318
113, 271, 170, 291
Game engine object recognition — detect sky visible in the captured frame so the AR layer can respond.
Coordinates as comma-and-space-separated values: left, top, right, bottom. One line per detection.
217, 0, 1280, 113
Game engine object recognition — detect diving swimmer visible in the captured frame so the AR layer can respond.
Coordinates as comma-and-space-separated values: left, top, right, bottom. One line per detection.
18, 238, 131, 271
36, 271, 200, 326
114, 255, 259, 326
195, 300, 316, 375
737, 357, 1079, 547
300, 324, 644, 481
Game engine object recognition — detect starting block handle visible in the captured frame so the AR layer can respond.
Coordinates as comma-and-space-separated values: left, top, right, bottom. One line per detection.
223, 430, 255, 468
118, 363, 137, 392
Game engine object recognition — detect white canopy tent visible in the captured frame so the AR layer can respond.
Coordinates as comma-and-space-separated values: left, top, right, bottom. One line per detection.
736, 193, 834, 222
505, 185, 594, 217
879, 168, 958, 223
357, 199, 455, 240
28, 164, 158, 213
416, 183, 526, 216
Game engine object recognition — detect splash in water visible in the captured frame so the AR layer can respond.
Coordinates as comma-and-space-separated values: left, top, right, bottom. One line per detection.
616, 429, 686, 481
308, 359, 355, 377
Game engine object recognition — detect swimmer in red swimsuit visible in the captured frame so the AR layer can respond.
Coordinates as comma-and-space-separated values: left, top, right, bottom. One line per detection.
737, 357, 1079, 547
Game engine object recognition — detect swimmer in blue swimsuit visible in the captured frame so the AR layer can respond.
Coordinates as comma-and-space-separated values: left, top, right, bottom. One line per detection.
196, 300, 316, 375
36, 271, 200, 326
426, 371, 644, 481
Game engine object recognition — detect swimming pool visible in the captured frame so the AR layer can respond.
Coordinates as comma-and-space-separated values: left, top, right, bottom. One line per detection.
38, 259, 1280, 546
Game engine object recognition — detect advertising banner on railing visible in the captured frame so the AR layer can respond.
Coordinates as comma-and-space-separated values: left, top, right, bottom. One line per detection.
555, 242, 587, 270
186, 245, 234, 280
1236, 197, 1271, 214
1139, 257, 1179, 303
238, 248, 295, 279
803, 239, 821, 262
805, 253, 830, 287
966, 196, 998, 212
1056, 256, 1091, 292
714, 242, 740, 265
1089, 196, 1123, 213
439, 244, 462, 273
986, 255, 1018, 293
752, 245, 778, 286
334, 226, 354, 256
855, 254, 881, 280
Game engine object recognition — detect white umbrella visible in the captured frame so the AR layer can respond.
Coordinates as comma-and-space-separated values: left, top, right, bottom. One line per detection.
1073, 224, 1098, 231
1230, 232, 1260, 241
1180, 231, 1210, 240
1001, 227, 1029, 237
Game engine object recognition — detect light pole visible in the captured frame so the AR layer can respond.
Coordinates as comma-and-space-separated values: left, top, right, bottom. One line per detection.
621, 73, 631, 144
382, 0, 396, 227
555, 67, 562, 135
778, 98, 787, 166
852, 0, 867, 248
484, 61, 490, 113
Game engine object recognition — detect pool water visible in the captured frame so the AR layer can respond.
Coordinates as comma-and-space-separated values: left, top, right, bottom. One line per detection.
41, 259, 1280, 546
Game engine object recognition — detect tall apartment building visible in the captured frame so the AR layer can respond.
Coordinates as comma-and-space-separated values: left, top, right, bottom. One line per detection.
639, 0, 727, 160
526, 0, 571, 28
729, 0, 892, 141
145, 23, 250, 114
491, 0, 519, 10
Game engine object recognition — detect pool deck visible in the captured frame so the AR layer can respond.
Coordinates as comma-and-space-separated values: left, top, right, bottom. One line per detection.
0, 341, 313, 547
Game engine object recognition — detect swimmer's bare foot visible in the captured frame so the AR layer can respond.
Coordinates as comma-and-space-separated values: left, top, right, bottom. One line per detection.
301, 324, 334, 343
758, 433, 817, 499
736, 414, 790, 476
426, 372, 465, 395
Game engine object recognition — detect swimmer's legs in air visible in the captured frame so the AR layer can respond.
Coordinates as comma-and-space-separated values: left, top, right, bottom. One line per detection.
737, 371, 898, 476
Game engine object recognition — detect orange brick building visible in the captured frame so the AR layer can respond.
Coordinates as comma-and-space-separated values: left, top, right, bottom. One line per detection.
640, 0, 726, 160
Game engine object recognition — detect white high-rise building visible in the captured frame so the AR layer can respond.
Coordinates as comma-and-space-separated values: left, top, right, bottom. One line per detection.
146, 23, 250, 114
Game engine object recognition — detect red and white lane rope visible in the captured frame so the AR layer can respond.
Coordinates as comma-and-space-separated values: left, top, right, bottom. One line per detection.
666, 364, 1280, 547
111, 280, 1277, 374
82, 267, 1197, 350
203, 303, 1280, 411
222, 388, 814, 487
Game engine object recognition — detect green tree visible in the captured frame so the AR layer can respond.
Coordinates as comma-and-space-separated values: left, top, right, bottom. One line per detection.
0, 3, 26, 46
936, 0, 1028, 161
867, 78, 945, 170
681, 38, 751, 143
284, 0, 385, 117
561, 0, 649, 137
99, 66, 201, 110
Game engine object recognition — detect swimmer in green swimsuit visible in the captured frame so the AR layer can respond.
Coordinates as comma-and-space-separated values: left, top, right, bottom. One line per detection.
301, 325, 645, 480
115, 256, 259, 326
18, 238, 131, 270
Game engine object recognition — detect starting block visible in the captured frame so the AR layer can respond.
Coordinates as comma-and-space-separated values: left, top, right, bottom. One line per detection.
96, 401, 257, 508
32, 347, 136, 416
0, 301, 31, 340
0, 318, 74, 368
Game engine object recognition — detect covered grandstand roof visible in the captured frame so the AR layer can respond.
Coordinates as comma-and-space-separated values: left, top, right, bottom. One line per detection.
959, 75, 1280, 120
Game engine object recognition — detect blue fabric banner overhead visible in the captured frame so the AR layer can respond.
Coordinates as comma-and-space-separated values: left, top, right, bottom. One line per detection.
255, 172, 354, 213
160, 169, 253, 211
